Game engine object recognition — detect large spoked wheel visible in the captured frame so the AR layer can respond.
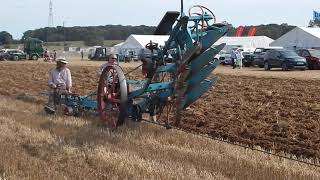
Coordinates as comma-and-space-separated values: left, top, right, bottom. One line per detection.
97, 65, 128, 129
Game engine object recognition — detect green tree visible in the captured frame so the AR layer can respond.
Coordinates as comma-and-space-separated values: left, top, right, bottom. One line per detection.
20, 23, 297, 43
0, 31, 13, 45
21, 25, 156, 43
83, 34, 104, 46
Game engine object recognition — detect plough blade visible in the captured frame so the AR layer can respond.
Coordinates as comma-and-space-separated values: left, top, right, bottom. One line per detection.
189, 43, 225, 75
181, 76, 219, 109
200, 27, 228, 52
187, 60, 220, 90
180, 43, 202, 66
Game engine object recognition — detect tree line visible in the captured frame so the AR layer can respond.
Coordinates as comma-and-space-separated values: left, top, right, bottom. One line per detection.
1, 21, 319, 46
0, 31, 14, 45
22, 25, 157, 46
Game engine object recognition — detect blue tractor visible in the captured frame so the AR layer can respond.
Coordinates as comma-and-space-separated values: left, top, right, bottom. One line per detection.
59, 1, 229, 129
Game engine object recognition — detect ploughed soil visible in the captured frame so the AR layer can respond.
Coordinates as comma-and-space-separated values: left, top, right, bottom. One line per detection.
0, 61, 319, 159
182, 76, 320, 159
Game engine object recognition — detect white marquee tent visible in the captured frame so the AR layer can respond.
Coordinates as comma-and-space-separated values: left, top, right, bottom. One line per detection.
214, 36, 274, 50
112, 42, 124, 54
118, 34, 169, 56
270, 27, 320, 49
117, 35, 275, 55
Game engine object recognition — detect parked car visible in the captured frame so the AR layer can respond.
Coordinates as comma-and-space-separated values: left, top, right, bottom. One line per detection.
242, 52, 254, 67
2, 49, 27, 61
232, 47, 254, 67
263, 49, 307, 71
296, 49, 320, 70
219, 51, 233, 65
214, 51, 222, 61
252, 47, 283, 68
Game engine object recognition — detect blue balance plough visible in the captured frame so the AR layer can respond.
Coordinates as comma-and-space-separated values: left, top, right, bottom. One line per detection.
59, 1, 229, 129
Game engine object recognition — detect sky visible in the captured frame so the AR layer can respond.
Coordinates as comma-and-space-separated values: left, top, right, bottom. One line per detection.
0, 0, 319, 39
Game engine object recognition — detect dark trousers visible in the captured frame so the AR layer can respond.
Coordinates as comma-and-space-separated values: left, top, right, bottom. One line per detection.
232, 58, 236, 69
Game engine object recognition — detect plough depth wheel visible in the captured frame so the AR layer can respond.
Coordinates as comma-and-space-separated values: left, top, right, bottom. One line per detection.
97, 65, 128, 128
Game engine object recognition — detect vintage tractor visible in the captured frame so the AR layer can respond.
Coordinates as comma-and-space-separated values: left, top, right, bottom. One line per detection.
57, 0, 229, 129
24, 38, 44, 60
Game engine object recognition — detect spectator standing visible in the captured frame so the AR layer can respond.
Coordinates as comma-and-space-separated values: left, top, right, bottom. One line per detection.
235, 48, 243, 69
231, 49, 236, 69
81, 50, 84, 60
53, 50, 57, 62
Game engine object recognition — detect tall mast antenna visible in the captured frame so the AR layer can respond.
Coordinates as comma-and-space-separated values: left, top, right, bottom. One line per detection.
48, 0, 54, 27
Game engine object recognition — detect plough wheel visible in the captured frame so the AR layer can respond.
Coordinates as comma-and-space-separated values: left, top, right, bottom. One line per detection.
97, 65, 128, 129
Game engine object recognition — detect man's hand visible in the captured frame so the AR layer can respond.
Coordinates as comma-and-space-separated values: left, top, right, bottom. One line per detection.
49, 84, 57, 89
67, 87, 72, 94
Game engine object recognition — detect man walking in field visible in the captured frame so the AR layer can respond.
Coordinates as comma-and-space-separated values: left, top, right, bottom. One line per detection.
53, 50, 57, 62
44, 57, 72, 114
231, 49, 237, 69
44, 49, 50, 61
81, 50, 84, 60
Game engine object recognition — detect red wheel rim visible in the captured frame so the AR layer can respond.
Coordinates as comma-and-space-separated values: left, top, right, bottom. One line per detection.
97, 66, 121, 128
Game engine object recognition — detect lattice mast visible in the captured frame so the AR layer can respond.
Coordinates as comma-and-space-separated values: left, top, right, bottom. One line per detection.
48, 0, 54, 27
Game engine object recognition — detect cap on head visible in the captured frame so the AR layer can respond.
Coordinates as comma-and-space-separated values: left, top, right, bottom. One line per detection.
109, 54, 117, 59
56, 57, 68, 64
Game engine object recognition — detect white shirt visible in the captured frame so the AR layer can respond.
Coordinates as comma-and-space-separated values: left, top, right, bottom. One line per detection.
235, 50, 242, 60
48, 68, 72, 88
97, 63, 108, 76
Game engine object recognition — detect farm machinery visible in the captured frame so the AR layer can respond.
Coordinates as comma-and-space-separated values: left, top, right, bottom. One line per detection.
88, 47, 109, 61
24, 38, 44, 60
56, 0, 229, 129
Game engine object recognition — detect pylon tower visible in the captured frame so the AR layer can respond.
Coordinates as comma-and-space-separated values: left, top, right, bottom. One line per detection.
48, 0, 54, 27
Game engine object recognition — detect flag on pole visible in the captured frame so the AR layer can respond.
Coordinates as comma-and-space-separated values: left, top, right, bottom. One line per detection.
248, 26, 257, 36
235, 26, 244, 37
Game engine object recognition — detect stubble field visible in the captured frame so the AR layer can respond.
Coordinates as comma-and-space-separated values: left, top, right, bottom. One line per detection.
0, 59, 319, 179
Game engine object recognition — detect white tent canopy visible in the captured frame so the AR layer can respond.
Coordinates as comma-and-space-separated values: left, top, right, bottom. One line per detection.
112, 42, 124, 54
214, 36, 274, 50
270, 27, 320, 49
118, 34, 169, 56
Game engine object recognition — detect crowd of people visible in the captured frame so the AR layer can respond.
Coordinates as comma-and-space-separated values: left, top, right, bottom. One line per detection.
43, 49, 84, 62
43, 49, 57, 62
